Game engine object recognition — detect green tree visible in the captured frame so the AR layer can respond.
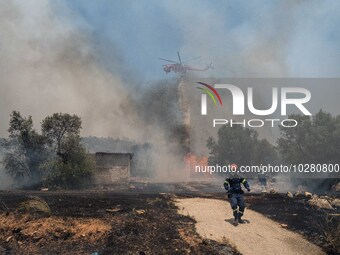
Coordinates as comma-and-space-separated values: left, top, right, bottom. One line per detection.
3, 111, 48, 182
41, 113, 82, 154
41, 113, 94, 189
45, 135, 94, 189
277, 110, 340, 164
253, 139, 279, 165
207, 125, 277, 167
2, 111, 94, 189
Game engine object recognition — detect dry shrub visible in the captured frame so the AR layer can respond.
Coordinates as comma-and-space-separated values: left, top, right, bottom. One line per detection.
321, 215, 340, 254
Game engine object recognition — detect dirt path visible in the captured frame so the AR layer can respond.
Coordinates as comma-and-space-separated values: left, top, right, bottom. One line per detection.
175, 198, 325, 255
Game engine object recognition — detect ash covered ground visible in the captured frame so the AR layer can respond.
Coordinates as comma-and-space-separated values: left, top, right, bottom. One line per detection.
0, 189, 239, 255
0, 183, 339, 255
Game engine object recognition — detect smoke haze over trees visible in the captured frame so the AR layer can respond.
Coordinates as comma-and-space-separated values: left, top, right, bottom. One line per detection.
278, 110, 340, 165
3, 111, 49, 185
0, 1, 339, 188
1, 111, 93, 189
207, 125, 278, 168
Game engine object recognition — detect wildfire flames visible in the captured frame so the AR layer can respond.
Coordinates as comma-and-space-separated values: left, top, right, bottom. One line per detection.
184, 153, 211, 178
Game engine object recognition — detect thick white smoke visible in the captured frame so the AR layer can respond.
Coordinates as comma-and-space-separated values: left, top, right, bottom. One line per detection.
0, 1, 190, 186
0, 1, 140, 138
1, 1, 339, 188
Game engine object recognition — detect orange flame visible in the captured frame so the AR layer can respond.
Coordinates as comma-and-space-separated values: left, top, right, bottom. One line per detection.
184, 153, 211, 178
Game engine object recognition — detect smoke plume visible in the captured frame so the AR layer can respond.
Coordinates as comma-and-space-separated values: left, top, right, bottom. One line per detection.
1, 1, 339, 188
0, 1, 192, 186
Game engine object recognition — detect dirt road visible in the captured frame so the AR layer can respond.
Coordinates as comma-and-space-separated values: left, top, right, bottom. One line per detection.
175, 198, 325, 255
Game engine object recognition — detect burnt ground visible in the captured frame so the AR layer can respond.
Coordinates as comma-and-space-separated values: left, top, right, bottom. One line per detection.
246, 194, 340, 255
0, 189, 338, 255
194, 193, 339, 255
0, 190, 239, 255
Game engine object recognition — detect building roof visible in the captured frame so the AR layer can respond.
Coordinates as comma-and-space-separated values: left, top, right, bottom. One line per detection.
95, 152, 134, 159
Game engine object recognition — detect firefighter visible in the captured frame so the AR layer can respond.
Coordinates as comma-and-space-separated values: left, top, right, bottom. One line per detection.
224, 164, 250, 224
258, 173, 268, 192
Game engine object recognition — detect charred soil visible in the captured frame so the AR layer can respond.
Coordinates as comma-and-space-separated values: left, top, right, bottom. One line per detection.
0, 191, 238, 255
246, 193, 339, 254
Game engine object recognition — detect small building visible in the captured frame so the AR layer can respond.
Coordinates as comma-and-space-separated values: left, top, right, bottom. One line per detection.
92, 152, 133, 186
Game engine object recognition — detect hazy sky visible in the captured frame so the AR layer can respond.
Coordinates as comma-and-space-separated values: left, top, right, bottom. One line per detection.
0, 0, 339, 138
0, 1, 339, 184
63, 0, 340, 79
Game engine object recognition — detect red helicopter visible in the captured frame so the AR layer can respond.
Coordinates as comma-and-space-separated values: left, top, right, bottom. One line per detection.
159, 51, 213, 74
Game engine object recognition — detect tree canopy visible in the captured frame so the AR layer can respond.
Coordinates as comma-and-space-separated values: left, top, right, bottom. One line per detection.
41, 113, 82, 154
207, 125, 278, 167
277, 110, 340, 164
4, 111, 47, 182
2, 111, 93, 189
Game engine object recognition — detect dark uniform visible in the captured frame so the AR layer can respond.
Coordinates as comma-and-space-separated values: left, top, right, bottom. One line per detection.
258, 173, 267, 192
224, 177, 250, 223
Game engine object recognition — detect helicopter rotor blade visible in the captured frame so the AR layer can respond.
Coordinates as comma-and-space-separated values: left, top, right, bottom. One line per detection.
158, 58, 178, 63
